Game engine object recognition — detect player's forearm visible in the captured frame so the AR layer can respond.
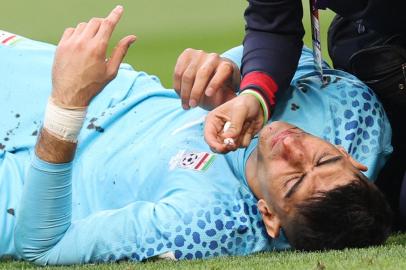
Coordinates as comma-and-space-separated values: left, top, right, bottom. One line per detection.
35, 128, 77, 163
14, 154, 73, 264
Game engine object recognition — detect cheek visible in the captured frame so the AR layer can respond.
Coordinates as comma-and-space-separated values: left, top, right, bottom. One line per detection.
257, 160, 286, 191
258, 140, 278, 162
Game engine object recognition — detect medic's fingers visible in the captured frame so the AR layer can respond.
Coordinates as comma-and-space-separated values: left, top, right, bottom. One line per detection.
173, 49, 193, 94
204, 113, 230, 153
106, 35, 136, 80
180, 51, 204, 109
189, 56, 218, 108
241, 125, 255, 148
223, 121, 250, 151
222, 104, 247, 140
205, 61, 234, 97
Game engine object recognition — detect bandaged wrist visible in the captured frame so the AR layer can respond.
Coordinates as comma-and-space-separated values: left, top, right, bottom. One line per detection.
240, 89, 269, 127
43, 98, 87, 143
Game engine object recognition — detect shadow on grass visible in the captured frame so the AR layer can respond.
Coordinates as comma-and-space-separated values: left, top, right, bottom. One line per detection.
386, 232, 406, 246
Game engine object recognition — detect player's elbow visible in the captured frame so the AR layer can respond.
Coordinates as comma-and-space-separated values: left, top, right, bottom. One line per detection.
14, 223, 54, 265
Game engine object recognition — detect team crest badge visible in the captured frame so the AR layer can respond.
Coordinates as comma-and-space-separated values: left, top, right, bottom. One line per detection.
169, 150, 216, 172
0, 30, 21, 47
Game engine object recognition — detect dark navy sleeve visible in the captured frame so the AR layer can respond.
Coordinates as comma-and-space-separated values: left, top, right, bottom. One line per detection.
328, 0, 406, 34
241, 0, 304, 113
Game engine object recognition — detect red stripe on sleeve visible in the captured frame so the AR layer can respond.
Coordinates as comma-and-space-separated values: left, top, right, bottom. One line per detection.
240, 72, 278, 118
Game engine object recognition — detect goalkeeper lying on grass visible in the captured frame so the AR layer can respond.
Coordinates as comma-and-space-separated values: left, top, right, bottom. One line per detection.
0, 6, 392, 265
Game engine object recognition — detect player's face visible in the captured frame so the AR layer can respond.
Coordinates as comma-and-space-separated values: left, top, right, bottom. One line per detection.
255, 121, 367, 216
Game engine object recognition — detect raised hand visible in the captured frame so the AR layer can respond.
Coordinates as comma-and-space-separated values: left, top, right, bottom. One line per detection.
173, 48, 240, 111
51, 6, 136, 108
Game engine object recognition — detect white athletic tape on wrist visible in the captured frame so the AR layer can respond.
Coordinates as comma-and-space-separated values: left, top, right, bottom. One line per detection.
43, 99, 87, 142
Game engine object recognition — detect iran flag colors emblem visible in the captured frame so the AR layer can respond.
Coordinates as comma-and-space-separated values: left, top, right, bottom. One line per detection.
169, 150, 216, 172
0, 30, 20, 46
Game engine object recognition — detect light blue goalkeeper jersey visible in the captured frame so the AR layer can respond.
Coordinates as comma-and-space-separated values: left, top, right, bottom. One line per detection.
0, 31, 392, 265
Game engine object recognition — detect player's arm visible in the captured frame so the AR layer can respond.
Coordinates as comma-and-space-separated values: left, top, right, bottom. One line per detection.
14, 6, 136, 264
36, 6, 135, 164
15, 173, 195, 265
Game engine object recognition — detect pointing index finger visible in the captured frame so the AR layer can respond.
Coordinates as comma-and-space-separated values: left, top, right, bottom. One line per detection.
96, 5, 124, 42
108, 5, 124, 23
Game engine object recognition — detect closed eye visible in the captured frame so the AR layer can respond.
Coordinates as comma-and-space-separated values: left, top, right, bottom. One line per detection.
283, 175, 300, 190
284, 174, 305, 198
284, 154, 343, 198
316, 155, 343, 167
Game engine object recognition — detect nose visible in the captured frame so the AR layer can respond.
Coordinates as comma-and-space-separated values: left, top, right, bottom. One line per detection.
280, 135, 305, 166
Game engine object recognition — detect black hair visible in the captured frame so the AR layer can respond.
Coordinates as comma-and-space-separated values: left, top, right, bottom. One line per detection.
283, 174, 393, 251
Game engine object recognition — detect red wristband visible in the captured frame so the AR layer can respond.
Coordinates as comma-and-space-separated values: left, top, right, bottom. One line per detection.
240, 71, 278, 119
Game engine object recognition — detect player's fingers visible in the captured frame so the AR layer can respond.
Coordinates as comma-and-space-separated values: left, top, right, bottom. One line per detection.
96, 5, 124, 43
173, 50, 192, 95
83, 17, 103, 38
73, 22, 87, 36
59, 27, 75, 43
189, 61, 216, 108
206, 61, 234, 97
106, 35, 136, 80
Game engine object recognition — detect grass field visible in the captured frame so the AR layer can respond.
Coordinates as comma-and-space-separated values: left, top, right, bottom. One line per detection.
2, 234, 406, 270
1, 1, 403, 269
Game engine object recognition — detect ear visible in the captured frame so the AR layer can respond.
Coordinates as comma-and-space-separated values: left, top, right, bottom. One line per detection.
257, 199, 282, 238
335, 145, 368, 172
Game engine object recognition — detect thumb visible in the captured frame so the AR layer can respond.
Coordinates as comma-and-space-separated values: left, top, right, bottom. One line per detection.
107, 35, 136, 78
223, 106, 248, 139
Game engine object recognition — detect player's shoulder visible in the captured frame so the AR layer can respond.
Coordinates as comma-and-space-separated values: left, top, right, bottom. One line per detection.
160, 187, 271, 259
0, 30, 23, 47
0, 30, 55, 50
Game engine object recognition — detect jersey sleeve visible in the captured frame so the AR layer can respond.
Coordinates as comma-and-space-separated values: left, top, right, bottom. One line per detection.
14, 154, 272, 265
241, 0, 305, 114
14, 155, 210, 265
221, 45, 243, 70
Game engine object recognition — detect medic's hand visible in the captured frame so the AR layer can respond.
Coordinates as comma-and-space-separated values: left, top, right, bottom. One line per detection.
51, 6, 136, 107
204, 94, 265, 153
173, 49, 240, 111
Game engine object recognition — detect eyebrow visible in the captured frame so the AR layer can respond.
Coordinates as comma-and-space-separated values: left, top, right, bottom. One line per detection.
284, 155, 343, 198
